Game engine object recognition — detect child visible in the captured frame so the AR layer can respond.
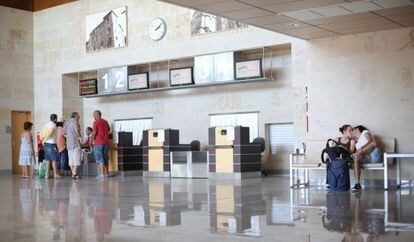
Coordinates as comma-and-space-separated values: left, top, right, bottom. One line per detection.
19, 122, 35, 178
56, 118, 68, 176
81, 127, 93, 161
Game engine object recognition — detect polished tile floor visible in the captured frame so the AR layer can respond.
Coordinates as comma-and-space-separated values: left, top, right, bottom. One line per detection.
1, 175, 413, 242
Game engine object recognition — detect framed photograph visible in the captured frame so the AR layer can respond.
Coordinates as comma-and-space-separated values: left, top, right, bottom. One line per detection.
191, 11, 247, 36
85, 7, 127, 53
170, 67, 194, 86
128, 73, 149, 90
235, 59, 263, 80
79, 78, 98, 96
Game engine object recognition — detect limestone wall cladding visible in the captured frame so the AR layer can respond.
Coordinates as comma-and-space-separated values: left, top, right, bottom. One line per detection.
32, 0, 414, 174
292, 27, 414, 177
0, 6, 34, 170
33, 0, 295, 171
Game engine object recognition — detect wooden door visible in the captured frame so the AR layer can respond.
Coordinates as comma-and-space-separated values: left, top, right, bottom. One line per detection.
11, 111, 32, 174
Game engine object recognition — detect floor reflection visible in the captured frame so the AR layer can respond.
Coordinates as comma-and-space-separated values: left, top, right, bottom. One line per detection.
4, 176, 414, 241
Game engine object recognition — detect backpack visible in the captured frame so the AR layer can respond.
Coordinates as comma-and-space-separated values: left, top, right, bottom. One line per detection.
326, 158, 350, 191
321, 139, 353, 164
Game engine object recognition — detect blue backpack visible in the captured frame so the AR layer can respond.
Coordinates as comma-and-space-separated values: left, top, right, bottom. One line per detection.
326, 157, 350, 191
322, 140, 351, 191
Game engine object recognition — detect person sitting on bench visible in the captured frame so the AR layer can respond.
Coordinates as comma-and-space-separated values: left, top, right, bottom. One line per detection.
351, 125, 382, 191
333, 124, 356, 154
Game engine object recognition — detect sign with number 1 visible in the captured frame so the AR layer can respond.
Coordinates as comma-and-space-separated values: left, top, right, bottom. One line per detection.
98, 66, 128, 94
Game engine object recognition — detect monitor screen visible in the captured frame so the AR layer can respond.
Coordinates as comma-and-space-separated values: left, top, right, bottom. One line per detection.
79, 79, 98, 96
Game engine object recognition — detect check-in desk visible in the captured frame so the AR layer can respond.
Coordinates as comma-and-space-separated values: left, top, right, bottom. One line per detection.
170, 151, 209, 178
209, 126, 262, 179
117, 132, 143, 176
143, 129, 192, 177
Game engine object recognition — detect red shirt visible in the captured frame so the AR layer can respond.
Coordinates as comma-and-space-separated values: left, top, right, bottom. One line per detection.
93, 119, 110, 145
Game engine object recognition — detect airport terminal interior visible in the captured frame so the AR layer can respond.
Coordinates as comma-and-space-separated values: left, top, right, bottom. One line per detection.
0, 0, 414, 241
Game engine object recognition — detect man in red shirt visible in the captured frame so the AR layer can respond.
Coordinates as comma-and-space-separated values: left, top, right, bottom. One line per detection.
92, 110, 111, 178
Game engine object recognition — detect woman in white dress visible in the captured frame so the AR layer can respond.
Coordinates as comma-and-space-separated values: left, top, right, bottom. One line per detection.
19, 121, 34, 178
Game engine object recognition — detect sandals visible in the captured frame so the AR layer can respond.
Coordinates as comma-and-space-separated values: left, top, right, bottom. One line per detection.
72, 174, 82, 179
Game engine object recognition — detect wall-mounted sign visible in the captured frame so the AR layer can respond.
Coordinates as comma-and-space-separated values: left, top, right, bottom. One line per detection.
98, 66, 128, 94
79, 78, 98, 96
214, 52, 234, 82
235, 59, 262, 80
170, 67, 194, 86
128, 73, 149, 90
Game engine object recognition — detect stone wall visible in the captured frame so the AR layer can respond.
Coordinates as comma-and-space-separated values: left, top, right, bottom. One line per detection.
0, 6, 34, 171
33, 0, 295, 172
292, 27, 414, 178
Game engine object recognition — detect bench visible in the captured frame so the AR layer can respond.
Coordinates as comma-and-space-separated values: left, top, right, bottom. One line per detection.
289, 137, 396, 189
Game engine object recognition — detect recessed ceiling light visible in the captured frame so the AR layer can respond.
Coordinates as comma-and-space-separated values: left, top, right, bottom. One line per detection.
287, 23, 299, 28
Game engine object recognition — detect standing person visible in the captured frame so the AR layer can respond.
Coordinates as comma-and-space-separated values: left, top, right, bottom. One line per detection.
19, 122, 35, 178
41, 114, 60, 179
63, 112, 82, 179
56, 118, 68, 177
351, 125, 382, 191
92, 110, 111, 178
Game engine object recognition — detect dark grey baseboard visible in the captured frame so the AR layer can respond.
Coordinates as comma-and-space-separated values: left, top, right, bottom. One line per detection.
0, 170, 12, 175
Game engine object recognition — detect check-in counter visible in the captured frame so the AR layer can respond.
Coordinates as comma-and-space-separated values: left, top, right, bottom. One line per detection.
209, 126, 262, 179
117, 132, 143, 176
170, 151, 209, 178
143, 129, 192, 177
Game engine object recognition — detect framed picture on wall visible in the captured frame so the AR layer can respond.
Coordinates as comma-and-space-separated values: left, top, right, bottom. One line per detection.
128, 73, 149, 90
85, 7, 127, 53
79, 78, 98, 96
170, 67, 194, 86
235, 59, 262, 80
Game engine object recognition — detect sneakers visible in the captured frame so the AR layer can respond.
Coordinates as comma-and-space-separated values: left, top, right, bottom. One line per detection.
352, 183, 362, 191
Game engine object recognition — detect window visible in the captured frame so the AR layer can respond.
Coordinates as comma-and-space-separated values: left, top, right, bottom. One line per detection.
114, 118, 152, 145
210, 112, 258, 142
268, 123, 294, 154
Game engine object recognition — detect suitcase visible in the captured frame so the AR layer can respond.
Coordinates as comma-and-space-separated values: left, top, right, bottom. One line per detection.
326, 159, 350, 191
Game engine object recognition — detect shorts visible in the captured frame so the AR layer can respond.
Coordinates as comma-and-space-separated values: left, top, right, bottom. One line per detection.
93, 145, 109, 164
68, 147, 81, 166
44, 143, 58, 162
361, 147, 383, 164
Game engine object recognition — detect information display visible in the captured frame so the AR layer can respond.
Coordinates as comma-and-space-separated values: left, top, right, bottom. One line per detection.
128, 73, 149, 90
235, 59, 262, 79
170, 67, 194, 86
98, 66, 128, 94
79, 79, 98, 96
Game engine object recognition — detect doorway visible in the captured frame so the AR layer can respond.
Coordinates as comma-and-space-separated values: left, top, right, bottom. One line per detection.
11, 111, 32, 174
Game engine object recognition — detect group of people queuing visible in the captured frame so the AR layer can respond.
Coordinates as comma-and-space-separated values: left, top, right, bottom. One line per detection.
333, 124, 382, 191
18, 110, 111, 179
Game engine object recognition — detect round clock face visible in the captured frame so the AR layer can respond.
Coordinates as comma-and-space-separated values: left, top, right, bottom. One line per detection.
148, 18, 167, 41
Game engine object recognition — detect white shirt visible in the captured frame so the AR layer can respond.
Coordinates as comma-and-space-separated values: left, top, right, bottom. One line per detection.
356, 130, 369, 150
44, 121, 57, 144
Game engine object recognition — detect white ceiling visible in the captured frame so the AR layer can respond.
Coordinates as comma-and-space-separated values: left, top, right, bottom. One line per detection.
157, 0, 414, 39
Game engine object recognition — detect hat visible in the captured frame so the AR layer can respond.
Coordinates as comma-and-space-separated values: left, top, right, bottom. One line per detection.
57, 117, 65, 122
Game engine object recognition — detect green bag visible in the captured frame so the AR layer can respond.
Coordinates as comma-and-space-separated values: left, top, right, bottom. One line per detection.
38, 162, 46, 178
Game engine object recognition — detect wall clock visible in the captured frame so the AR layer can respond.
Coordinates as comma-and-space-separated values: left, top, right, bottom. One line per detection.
148, 18, 167, 41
